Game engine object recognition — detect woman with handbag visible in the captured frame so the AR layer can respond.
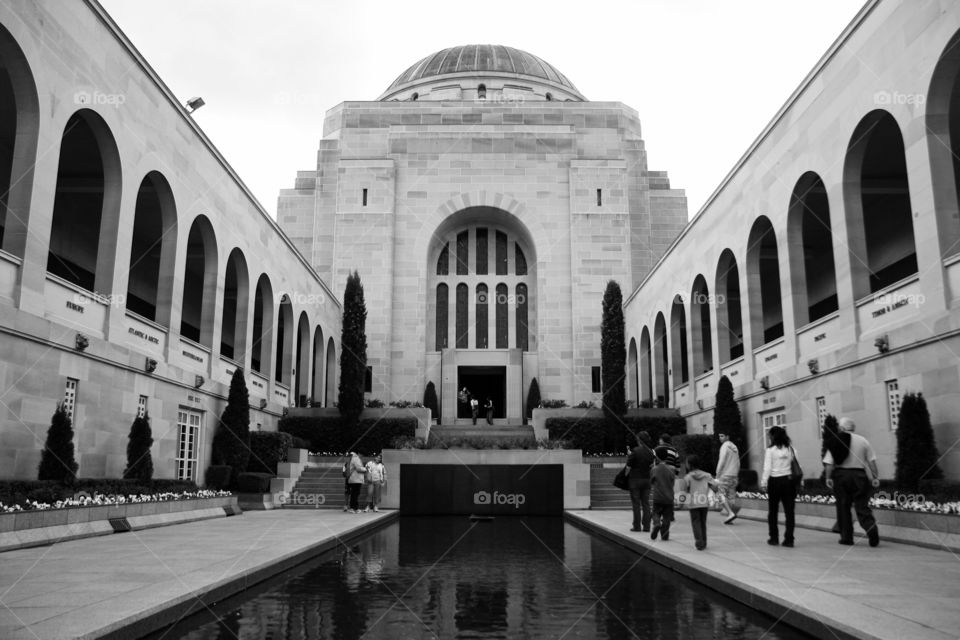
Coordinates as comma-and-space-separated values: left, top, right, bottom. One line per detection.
761, 426, 800, 547
626, 431, 656, 532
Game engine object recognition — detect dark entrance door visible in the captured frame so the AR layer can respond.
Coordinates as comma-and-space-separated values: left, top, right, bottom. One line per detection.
457, 366, 506, 420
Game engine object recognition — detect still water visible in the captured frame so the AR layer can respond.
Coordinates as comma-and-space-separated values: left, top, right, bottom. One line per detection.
151, 516, 813, 639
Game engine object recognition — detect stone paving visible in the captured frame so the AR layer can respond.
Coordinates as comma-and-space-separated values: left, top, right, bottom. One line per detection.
568, 510, 960, 640
2, 508, 959, 639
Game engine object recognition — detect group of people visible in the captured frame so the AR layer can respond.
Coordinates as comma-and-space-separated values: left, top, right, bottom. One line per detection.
459, 387, 494, 425
342, 452, 386, 514
625, 416, 881, 551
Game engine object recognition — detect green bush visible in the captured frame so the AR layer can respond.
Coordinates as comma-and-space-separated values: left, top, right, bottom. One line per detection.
339, 271, 367, 426
123, 413, 154, 481
423, 381, 439, 421
205, 466, 232, 490
236, 472, 273, 493
211, 369, 251, 488
247, 431, 293, 475
601, 280, 626, 420
525, 378, 541, 422
713, 375, 747, 469
895, 392, 943, 491
38, 403, 79, 484
544, 415, 685, 455
279, 416, 416, 455
738, 469, 759, 492
674, 434, 717, 473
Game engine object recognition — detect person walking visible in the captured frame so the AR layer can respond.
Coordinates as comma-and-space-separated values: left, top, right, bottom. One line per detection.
346, 451, 366, 513
715, 430, 741, 524
679, 454, 718, 550
824, 417, 880, 547
470, 396, 479, 425
364, 454, 386, 512
341, 452, 352, 512
761, 426, 798, 547
657, 433, 680, 473
626, 431, 656, 532
650, 447, 676, 540
484, 397, 494, 425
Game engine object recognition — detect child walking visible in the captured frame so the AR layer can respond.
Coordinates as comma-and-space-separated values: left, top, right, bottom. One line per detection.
650, 447, 675, 540
680, 454, 719, 550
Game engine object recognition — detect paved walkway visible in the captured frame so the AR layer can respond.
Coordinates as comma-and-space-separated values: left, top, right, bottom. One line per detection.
568, 510, 960, 640
0, 509, 396, 640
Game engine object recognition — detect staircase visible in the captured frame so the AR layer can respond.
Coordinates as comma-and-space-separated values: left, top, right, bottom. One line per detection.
590, 463, 632, 509
283, 464, 347, 509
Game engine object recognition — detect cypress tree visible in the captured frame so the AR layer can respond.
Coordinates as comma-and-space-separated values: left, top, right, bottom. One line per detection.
212, 368, 251, 483
895, 392, 943, 490
713, 375, 747, 468
601, 280, 626, 423
38, 402, 79, 484
525, 377, 542, 423
123, 412, 154, 481
423, 381, 439, 423
338, 271, 367, 427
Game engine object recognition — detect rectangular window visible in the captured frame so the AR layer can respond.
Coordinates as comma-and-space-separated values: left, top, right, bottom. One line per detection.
495, 231, 508, 275
362, 188, 368, 206
138, 395, 148, 418
365, 366, 373, 393
596, 188, 602, 206
475, 228, 488, 275
456, 231, 469, 275
176, 409, 202, 481
886, 379, 901, 431
63, 378, 78, 419
760, 409, 786, 442
591, 366, 601, 393
816, 396, 827, 437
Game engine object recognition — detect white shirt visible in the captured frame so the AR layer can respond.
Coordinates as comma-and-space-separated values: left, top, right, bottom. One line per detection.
822, 432, 876, 469
762, 445, 793, 485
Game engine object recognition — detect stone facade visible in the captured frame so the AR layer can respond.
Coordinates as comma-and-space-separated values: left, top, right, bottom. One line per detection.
623, 0, 960, 479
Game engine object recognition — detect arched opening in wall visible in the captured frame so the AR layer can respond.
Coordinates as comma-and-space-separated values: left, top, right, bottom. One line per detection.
844, 110, 917, 299
126, 172, 177, 324
516, 283, 529, 351
639, 327, 652, 404
788, 172, 837, 325
627, 338, 638, 406
251, 274, 274, 376
179, 216, 217, 347
220, 248, 249, 362
325, 337, 336, 406
436, 242, 449, 275
0, 24, 39, 257
312, 326, 324, 405
435, 283, 449, 350
746, 216, 784, 349
690, 275, 713, 375
47, 110, 121, 292
476, 283, 488, 348
715, 250, 743, 363
653, 313, 668, 408
495, 283, 508, 348
670, 295, 689, 384
477, 84, 486, 100
926, 30, 960, 261
295, 311, 310, 406
455, 283, 468, 348
275, 296, 294, 386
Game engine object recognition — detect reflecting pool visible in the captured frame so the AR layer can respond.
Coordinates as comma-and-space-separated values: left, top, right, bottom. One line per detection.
151, 516, 813, 639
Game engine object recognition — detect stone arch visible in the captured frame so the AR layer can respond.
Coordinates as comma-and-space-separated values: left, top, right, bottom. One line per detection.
627, 337, 638, 406
746, 215, 784, 349
691, 275, 713, 375
325, 336, 337, 406
670, 294, 689, 384
787, 172, 837, 325
926, 28, 960, 261
715, 249, 744, 363
251, 274, 274, 377
295, 310, 310, 405
220, 248, 249, 362
275, 295, 294, 386
179, 215, 218, 348
311, 325, 324, 404
639, 326, 652, 404
126, 171, 177, 326
654, 312, 668, 407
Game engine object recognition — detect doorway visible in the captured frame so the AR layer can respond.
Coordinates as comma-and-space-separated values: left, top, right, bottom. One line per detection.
457, 366, 506, 420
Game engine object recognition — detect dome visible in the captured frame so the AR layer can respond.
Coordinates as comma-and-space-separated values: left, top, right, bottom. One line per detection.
379, 45, 584, 102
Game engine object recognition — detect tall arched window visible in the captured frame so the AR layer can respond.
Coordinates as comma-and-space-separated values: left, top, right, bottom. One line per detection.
691, 276, 713, 375
516, 283, 529, 351
476, 283, 488, 348
715, 250, 743, 362
455, 283, 468, 348
654, 314, 668, 407
844, 110, 917, 298
627, 338, 639, 406
275, 296, 293, 385
251, 274, 274, 376
788, 173, 837, 324
670, 295, 689, 383
640, 327, 652, 404
436, 283, 449, 350
747, 216, 784, 348
495, 283, 508, 348
436, 243, 449, 275
295, 311, 310, 405
179, 216, 218, 347
220, 248, 249, 361
126, 172, 177, 324
325, 337, 336, 406
312, 326, 324, 405
927, 30, 960, 260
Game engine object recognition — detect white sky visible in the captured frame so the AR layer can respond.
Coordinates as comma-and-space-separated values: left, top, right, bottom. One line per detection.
99, 0, 867, 220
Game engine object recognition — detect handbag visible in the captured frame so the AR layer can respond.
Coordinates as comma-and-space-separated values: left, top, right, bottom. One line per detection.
613, 465, 629, 490
790, 446, 804, 488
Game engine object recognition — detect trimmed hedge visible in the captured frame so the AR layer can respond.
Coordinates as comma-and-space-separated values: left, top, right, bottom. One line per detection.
674, 434, 717, 473
247, 431, 293, 475
545, 415, 686, 455
205, 465, 232, 490
0, 478, 200, 507
237, 472, 273, 494
279, 416, 417, 455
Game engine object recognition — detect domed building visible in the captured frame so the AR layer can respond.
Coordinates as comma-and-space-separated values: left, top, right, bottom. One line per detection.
278, 45, 688, 421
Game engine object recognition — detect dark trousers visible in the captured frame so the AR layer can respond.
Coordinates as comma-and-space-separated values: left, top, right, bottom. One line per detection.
767, 475, 796, 543
348, 483, 362, 511
471, 409, 478, 425
689, 507, 708, 549
652, 502, 673, 538
833, 469, 878, 542
629, 480, 651, 530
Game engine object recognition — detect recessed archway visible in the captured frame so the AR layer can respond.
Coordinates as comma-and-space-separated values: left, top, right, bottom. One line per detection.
126, 171, 177, 325
312, 325, 325, 405
179, 215, 218, 347
670, 295, 689, 384
715, 249, 743, 363
927, 29, 960, 261
690, 275, 713, 375
787, 172, 837, 325
746, 216, 784, 349
220, 248, 249, 362
251, 274, 274, 377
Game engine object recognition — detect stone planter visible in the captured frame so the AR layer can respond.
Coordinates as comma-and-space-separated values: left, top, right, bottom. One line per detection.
531, 407, 603, 441
738, 497, 960, 535
287, 406, 432, 440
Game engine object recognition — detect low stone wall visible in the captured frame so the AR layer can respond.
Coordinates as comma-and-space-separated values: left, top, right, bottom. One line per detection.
286, 407, 432, 440
0, 495, 239, 552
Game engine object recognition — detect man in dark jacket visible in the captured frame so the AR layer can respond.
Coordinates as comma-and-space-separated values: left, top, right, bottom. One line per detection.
627, 430, 656, 532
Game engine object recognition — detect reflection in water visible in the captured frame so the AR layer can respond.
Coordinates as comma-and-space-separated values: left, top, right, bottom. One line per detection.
152, 517, 812, 640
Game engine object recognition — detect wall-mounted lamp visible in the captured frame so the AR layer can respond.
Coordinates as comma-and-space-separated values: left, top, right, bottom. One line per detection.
807, 358, 819, 375
874, 334, 889, 353
145, 358, 158, 373
259, 398, 268, 409
697, 399, 704, 410
75, 333, 89, 352
186, 96, 205, 113
194, 375, 205, 388
759, 375, 770, 391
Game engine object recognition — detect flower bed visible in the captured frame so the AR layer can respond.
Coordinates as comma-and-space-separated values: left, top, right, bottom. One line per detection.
738, 491, 960, 515
1, 490, 232, 513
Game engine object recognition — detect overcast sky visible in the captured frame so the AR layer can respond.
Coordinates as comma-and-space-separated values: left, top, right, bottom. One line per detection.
99, 0, 866, 220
